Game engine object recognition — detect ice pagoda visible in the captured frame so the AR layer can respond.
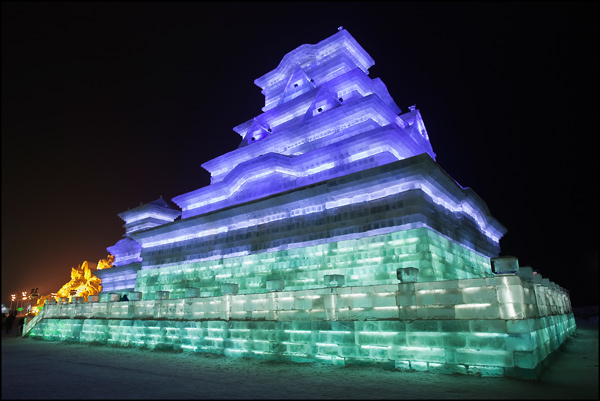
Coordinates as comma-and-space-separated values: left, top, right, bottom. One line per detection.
25, 28, 575, 379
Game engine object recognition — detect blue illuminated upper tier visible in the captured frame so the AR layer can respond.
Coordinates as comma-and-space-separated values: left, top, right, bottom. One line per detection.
134, 153, 507, 267
173, 29, 436, 219
254, 28, 375, 111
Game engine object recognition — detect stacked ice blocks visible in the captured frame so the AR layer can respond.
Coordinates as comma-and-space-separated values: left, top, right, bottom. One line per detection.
133, 227, 494, 301
25, 28, 576, 380
29, 273, 574, 378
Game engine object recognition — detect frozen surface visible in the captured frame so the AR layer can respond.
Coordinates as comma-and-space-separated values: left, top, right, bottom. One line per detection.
2, 321, 597, 399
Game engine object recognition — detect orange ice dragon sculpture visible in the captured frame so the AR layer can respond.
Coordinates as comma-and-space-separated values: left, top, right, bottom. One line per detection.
33, 255, 114, 313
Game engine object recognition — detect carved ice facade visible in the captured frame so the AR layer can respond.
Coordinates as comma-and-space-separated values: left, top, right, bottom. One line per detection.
27, 29, 574, 379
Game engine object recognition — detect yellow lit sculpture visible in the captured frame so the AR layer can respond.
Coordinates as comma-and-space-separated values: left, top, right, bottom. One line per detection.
32, 255, 114, 314
96, 255, 114, 271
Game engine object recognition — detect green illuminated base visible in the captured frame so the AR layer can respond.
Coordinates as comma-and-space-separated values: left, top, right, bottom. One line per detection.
135, 228, 493, 300
27, 313, 575, 379
26, 274, 576, 380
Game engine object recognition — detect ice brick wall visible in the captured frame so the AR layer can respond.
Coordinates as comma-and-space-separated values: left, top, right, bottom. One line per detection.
94, 263, 141, 293
148, 155, 505, 268
29, 29, 575, 380
42, 252, 564, 375
28, 274, 575, 379
134, 227, 492, 300
143, 189, 497, 273
40, 275, 572, 322
30, 315, 574, 378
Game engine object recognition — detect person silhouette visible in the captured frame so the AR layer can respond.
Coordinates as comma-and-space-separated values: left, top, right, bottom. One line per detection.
5, 311, 16, 334
17, 315, 25, 336
121, 294, 129, 301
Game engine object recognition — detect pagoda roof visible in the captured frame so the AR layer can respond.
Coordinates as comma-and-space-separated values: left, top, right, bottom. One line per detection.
254, 29, 374, 93
118, 197, 181, 224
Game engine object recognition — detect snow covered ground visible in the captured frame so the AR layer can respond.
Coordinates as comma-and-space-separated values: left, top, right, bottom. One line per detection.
2, 318, 597, 399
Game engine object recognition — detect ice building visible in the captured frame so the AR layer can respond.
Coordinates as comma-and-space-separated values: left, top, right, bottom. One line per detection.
25, 28, 575, 379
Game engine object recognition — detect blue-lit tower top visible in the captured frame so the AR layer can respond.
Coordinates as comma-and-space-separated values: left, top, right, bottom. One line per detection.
173, 28, 436, 219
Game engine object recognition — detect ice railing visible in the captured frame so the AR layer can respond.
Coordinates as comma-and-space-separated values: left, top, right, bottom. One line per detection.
22, 308, 45, 337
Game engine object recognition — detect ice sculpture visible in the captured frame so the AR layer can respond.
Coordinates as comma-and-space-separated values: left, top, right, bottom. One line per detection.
25, 28, 575, 379
31, 255, 115, 314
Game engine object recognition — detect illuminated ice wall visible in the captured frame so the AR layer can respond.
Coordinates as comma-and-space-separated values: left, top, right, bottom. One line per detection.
174, 28, 437, 218
96, 198, 180, 292
128, 27, 505, 295
25, 28, 575, 379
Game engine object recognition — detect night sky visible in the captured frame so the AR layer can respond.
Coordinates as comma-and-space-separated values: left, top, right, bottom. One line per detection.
2, 2, 598, 308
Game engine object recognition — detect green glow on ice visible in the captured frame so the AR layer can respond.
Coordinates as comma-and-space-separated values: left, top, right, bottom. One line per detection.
135, 228, 492, 300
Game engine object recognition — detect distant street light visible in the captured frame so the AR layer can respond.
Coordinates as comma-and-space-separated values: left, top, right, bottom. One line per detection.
20, 291, 28, 313
10, 294, 16, 310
